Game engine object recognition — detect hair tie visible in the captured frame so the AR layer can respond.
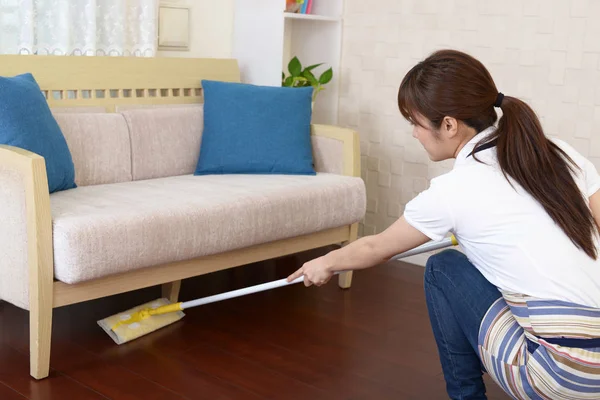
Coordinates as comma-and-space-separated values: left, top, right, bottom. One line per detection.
494, 92, 504, 108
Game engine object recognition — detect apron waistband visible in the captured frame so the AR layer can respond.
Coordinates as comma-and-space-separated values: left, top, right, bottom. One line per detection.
542, 336, 600, 348
529, 336, 600, 349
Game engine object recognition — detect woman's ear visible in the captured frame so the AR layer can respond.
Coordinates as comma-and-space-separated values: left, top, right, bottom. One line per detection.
442, 116, 459, 138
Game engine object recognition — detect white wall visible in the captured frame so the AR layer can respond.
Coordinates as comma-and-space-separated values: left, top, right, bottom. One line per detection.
232, 0, 285, 86
339, 0, 600, 249
157, 0, 234, 58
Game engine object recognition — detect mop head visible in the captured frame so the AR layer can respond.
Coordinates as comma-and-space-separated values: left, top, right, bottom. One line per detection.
97, 298, 185, 345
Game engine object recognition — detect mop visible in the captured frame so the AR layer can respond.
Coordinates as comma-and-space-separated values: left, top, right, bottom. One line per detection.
98, 235, 458, 345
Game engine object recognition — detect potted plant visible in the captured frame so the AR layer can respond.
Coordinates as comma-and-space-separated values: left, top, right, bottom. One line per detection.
282, 56, 333, 103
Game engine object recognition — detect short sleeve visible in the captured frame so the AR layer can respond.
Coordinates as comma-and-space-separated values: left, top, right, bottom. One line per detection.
403, 177, 455, 241
583, 157, 600, 197
551, 138, 600, 197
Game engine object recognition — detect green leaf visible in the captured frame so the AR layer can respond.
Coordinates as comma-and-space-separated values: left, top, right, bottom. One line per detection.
302, 69, 318, 86
288, 57, 302, 77
305, 63, 323, 72
319, 67, 333, 85
284, 76, 294, 86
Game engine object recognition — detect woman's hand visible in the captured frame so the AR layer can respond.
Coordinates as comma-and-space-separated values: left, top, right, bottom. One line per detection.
286, 217, 431, 288
287, 255, 334, 287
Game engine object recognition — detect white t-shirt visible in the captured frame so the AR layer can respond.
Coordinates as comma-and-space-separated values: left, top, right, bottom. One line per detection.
404, 126, 600, 308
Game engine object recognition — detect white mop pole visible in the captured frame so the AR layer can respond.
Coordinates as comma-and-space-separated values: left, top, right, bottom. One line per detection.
178, 236, 457, 311
389, 235, 456, 260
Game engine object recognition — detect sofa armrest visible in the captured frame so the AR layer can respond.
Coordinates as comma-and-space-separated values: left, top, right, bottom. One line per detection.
311, 124, 361, 177
0, 145, 53, 310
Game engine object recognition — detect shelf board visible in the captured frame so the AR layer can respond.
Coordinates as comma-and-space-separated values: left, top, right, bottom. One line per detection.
284, 12, 341, 22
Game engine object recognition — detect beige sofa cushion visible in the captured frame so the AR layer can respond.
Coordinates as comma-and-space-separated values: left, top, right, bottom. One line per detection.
52, 107, 106, 113
312, 135, 344, 175
121, 107, 203, 181
0, 166, 29, 310
50, 174, 366, 284
53, 113, 132, 186
115, 104, 202, 112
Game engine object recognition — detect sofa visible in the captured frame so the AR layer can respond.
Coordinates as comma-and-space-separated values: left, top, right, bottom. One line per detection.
0, 55, 366, 379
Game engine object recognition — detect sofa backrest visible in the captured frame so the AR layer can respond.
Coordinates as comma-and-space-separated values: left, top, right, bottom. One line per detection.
53, 113, 133, 186
53, 105, 345, 188
53, 106, 204, 186
122, 106, 204, 181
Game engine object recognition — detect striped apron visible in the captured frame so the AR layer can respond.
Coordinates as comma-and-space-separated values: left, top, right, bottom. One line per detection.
478, 291, 600, 399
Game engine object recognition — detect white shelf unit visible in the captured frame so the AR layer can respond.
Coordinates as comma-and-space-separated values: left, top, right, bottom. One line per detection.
233, 0, 344, 125
283, 12, 340, 22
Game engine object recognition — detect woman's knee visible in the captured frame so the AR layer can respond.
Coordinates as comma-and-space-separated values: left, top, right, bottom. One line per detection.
425, 249, 498, 300
425, 249, 467, 276
424, 249, 478, 289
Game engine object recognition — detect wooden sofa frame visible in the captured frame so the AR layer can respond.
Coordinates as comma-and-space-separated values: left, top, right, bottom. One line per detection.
0, 55, 360, 380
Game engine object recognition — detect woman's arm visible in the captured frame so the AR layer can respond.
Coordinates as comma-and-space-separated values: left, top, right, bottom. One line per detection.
287, 216, 431, 286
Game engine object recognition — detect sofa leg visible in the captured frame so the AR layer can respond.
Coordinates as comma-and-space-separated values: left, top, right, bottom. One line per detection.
338, 271, 353, 289
338, 223, 359, 289
30, 298, 52, 379
162, 280, 182, 303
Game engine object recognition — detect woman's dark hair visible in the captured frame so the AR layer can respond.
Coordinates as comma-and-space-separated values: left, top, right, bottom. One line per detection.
398, 49, 598, 259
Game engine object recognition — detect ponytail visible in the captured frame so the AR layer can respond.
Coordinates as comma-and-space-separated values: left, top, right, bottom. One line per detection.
491, 96, 598, 259
398, 49, 598, 259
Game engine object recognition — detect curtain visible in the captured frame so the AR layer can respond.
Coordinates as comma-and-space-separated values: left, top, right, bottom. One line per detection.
0, 0, 157, 56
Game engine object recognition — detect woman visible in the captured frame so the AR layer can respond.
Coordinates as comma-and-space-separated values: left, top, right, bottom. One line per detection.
287, 49, 600, 399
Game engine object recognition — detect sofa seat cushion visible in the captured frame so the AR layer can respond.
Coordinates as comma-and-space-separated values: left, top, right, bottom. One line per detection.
50, 174, 366, 284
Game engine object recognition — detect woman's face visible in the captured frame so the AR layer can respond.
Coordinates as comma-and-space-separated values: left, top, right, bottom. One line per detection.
411, 114, 446, 161
410, 112, 463, 162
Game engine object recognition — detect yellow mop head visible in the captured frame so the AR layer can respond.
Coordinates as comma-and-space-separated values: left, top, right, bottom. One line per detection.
97, 298, 185, 345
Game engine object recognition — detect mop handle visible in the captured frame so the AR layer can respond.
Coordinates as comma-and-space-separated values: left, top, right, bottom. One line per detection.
178, 235, 458, 311
389, 235, 458, 259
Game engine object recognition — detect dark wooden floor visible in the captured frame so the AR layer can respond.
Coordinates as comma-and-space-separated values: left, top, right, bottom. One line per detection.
0, 246, 509, 399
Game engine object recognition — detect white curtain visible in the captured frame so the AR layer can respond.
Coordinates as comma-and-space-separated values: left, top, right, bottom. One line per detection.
0, 0, 157, 56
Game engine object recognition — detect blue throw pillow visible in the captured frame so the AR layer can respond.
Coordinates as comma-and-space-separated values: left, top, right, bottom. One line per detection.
194, 80, 316, 176
0, 73, 76, 193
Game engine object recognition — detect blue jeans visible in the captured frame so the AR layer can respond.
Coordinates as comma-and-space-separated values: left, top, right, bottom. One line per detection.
424, 249, 502, 400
